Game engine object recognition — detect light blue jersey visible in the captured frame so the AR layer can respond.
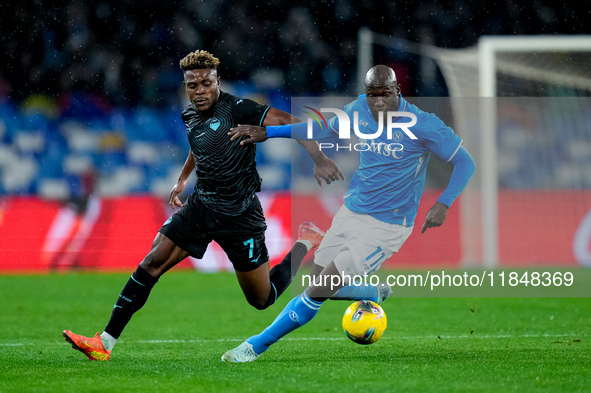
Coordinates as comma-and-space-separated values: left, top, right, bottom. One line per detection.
328, 96, 463, 226
227, 95, 474, 363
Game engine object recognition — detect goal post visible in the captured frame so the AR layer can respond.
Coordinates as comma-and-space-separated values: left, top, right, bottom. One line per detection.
357, 27, 373, 95
357, 30, 591, 268
477, 36, 591, 268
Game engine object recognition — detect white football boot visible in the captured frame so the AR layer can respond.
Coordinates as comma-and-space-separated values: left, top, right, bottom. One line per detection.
221, 341, 259, 363
376, 282, 393, 305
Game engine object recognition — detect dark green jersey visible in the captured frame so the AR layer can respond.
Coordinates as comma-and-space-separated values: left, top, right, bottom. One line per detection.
181, 92, 270, 215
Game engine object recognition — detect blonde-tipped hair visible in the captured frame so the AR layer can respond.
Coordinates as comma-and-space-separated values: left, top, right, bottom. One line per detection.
179, 50, 220, 71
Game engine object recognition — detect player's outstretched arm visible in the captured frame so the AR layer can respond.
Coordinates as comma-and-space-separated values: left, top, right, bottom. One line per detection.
229, 108, 334, 143
227, 107, 295, 144
169, 149, 195, 210
228, 124, 268, 144
421, 202, 449, 233
297, 141, 345, 187
228, 107, 300, 144
266, 108, 344, 186
421, 146, 475, 233
230, 108, 345, 186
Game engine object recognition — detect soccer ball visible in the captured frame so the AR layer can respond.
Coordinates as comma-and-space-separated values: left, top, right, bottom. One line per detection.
342, 300, 387, 345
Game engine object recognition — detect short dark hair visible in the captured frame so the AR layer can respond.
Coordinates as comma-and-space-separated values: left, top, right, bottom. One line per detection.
179, 50, 220, 71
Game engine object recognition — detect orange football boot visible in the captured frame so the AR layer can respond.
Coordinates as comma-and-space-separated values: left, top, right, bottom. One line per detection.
63, 330, 111, 361
297, 221, 325, 251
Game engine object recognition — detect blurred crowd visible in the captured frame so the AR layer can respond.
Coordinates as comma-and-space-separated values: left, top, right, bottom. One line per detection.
2, 0, 588, 105
0, 0, 588, 197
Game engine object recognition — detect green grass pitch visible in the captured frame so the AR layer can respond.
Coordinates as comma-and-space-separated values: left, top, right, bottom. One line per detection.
0, 269, 589, 393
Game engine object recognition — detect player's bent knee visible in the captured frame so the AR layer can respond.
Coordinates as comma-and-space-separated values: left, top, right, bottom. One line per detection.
247, 295, 270, 310
310, 263, 324, 278
139, 235, 188, 278
245, 286, 277, 310
139, 254, 164, 277
307, 261, 345, 301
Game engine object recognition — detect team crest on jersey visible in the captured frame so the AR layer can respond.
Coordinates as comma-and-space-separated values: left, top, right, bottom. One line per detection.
392, 131, 404, 142
210, 118, 221, 131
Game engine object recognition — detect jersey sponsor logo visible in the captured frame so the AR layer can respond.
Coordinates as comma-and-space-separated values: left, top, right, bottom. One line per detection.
210, 118, 221, 131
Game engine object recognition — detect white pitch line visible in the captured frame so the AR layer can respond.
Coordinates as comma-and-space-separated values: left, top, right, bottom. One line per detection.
134, 333, 589, 343
0, 333, 587, 347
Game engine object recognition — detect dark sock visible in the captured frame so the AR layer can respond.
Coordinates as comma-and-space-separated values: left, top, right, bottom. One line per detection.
265, 242, 309, 307
104, 265, 158, 339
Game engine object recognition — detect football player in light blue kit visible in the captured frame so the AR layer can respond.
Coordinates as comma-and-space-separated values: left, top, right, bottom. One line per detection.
222, 65, 475, 362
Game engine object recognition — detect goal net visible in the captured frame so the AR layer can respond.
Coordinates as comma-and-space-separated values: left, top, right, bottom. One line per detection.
358, 30, 591, 268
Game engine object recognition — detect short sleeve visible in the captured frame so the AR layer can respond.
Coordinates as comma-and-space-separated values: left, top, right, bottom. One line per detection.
181, 105, 197, 129
232, 98, 270, 127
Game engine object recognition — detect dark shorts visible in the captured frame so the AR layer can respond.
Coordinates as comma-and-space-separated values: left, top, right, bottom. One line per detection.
159, 193, 269, 272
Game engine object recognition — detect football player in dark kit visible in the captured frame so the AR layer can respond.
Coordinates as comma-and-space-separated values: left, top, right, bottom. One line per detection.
63, 50, 344, 361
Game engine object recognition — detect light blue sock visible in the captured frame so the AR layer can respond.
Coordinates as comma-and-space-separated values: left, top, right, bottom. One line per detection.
247, 291, 322, 355
332, 284, 379, 302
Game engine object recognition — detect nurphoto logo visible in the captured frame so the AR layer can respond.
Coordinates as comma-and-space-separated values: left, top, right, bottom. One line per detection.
304, 107, 417, 154
305, 108, 418, 140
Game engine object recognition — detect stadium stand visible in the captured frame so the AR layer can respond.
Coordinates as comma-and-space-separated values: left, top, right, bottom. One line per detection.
0, 0, 588, 198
